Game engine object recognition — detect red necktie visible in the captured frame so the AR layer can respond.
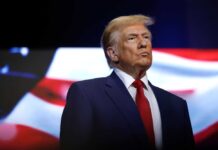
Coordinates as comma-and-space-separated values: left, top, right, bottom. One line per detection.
133, 80, 155, 149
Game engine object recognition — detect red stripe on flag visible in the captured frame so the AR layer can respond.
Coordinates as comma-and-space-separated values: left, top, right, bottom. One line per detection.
194, 122, 218, 149
195, 122, 218, 143
31, 77, 74, 106
154, 48, 218, 61
169, 89, 195, 96
0, 123, 59, 150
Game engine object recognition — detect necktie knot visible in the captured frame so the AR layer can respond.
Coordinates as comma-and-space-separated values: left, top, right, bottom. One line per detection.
132, 79, 144, 89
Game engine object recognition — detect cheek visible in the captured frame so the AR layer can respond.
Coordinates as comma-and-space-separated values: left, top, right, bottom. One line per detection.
118, 51, 135, 64
118, 43, 139, 61
123, 50, 137, 61
123, 45, 137, 55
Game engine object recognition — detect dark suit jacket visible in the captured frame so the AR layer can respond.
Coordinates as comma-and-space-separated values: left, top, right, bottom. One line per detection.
60, 71, 195, 150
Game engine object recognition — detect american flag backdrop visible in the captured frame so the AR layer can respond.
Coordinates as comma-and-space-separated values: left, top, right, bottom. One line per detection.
0, 47, 218, 150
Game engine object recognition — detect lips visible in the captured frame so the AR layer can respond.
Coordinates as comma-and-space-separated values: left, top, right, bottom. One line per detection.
139, 51, 150, 56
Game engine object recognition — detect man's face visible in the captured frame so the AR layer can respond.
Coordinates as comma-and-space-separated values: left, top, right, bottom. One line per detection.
115, 24, 152, 73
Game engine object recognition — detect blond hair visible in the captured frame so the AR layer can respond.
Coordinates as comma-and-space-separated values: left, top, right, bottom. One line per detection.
101, 14, 154, 67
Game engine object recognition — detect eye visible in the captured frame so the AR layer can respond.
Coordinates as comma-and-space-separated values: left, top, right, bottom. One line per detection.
128, 37, 135, 41
144, 35, 150, 39
127, 36, 136, 41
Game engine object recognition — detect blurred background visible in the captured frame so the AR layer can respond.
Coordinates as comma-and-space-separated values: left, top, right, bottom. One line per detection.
0, 0, 218, 149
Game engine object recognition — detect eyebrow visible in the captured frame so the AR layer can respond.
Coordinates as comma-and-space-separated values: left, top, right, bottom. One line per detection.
127, 32, 150, 36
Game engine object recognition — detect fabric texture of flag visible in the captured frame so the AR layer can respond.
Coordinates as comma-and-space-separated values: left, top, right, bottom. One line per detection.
0, 48, 218, 149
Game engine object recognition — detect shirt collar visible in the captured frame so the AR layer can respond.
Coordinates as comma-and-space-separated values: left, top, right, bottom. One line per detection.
114, 68, 149, 89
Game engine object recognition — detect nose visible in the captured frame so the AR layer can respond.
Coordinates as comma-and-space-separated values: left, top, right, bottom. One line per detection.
138, 36, 147, 49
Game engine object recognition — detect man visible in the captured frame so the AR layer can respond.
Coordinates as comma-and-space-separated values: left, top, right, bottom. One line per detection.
60, 14, 195, 150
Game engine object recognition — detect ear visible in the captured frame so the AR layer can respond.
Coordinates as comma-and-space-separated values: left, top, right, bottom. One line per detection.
106, 47, 119, 62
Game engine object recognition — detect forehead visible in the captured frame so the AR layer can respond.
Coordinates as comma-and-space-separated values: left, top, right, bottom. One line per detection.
121, 24, 150, 36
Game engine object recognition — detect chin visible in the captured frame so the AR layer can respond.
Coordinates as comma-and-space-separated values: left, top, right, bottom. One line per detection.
139, 62, 152, 70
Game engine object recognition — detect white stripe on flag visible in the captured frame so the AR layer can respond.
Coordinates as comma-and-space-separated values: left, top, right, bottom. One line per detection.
4, 93, 63, 138
46, 47, 112, 81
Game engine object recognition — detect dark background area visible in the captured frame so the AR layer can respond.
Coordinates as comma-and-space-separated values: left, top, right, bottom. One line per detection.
0, 0, 218, 48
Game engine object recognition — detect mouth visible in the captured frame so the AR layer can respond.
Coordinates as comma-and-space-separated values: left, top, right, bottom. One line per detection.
139, 51, 150, 57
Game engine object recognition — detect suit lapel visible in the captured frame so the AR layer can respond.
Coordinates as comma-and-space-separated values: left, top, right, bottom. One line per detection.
105, 72, 148, 144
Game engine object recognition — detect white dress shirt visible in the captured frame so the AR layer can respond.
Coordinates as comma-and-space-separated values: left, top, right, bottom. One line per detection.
114, 68, 163, 150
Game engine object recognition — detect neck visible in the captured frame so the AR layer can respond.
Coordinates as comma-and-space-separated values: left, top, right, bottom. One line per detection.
115, 66, 146, 79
